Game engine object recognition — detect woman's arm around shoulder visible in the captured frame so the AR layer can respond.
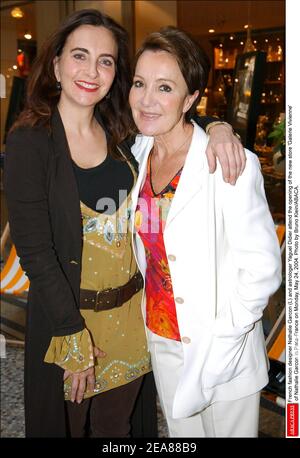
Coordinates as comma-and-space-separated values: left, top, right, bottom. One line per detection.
194, 115, 246, 185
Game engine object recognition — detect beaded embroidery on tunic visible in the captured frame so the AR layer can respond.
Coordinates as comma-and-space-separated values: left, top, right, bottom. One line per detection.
63, 163, 151, 399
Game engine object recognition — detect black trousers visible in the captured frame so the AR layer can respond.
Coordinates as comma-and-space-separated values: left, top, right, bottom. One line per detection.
131, 372, 158, 438
66, 373, 158, 438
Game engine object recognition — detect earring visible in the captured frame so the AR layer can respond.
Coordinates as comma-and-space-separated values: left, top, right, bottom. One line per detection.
56, 81, 62, 90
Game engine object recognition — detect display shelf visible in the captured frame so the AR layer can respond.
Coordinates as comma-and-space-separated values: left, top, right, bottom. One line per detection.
208, 27, 284, 137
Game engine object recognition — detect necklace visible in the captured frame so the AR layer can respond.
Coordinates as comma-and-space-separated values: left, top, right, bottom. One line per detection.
150, 130, 193, 190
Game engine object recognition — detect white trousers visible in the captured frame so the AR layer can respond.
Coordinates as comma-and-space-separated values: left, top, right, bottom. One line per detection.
147, 329, 261, 438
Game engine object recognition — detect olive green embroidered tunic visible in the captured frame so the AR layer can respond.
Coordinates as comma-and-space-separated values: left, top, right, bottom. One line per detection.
45, 169, 151, 400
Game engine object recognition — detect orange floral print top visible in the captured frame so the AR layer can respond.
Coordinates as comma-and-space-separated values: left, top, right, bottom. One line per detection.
135, 156, 182, 341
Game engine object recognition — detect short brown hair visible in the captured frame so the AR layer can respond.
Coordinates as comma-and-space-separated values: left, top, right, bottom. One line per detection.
11, 9, 134, 150
135, 26, 211, 122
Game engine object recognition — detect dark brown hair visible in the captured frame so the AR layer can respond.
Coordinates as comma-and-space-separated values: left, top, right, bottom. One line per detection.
11, 9, 134, 150
135, 26, 211, 122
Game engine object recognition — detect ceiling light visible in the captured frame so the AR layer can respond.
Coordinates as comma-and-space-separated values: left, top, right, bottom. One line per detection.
265, 39, 269, 43
219, 44, 223, 48
24, 32, 32, 40
240, 41, 244, 45
11, 7, 24, 19
209, 29, 215, 33
230, 36, 234, 40
254, 40, 257, 44
244, 24, 249, 29
13, 65, 18, 70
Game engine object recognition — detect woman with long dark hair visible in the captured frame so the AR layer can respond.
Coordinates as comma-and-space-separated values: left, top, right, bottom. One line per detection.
4, 9, 245, 437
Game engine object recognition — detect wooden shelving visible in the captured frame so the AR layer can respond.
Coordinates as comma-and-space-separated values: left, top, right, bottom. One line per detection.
207, 27, 285, 142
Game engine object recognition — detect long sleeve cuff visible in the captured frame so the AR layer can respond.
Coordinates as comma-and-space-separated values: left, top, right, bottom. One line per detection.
44, 328, 94, 373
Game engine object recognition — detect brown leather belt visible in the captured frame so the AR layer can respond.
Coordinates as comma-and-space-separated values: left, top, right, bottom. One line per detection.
79, 272, 144, 312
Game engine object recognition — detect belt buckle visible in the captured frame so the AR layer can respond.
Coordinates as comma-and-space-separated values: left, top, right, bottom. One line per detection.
95, 288, 110, 312
95, 287, 118, 312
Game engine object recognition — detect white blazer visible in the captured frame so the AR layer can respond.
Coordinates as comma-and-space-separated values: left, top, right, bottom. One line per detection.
130, 122, 282, 419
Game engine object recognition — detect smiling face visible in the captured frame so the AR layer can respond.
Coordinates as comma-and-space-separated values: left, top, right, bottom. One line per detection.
53, 24, 118, 110
129, 50, 198, 137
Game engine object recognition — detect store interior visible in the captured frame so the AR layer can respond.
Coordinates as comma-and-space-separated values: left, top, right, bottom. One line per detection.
1, 0, 285, 438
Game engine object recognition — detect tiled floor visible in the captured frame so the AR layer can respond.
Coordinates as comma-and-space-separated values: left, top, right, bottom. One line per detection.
1, 346, 25, 438
1, 345, 285, 438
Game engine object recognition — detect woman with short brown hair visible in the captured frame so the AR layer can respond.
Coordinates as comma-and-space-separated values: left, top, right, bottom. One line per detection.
130, 26, 281, 437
